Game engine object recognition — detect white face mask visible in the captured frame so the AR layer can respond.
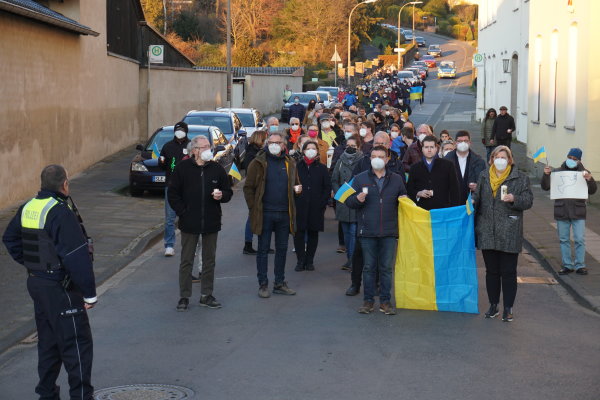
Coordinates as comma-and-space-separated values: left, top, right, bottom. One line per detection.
359, 128, 367, 137
200, 149, 213, 162
442, 150, 451, 157
268, 143, 282, 156
321, 121, 331, 129
371, 157, 385, 170
344, 131, 354, 140
175, 130, 186, 139
456, 142, 470, 152
385, 111, 390, 116
494, 158, 508, 171
418, 133, 426, 143
304, 149, 317, 160
390, 131, 399, 139
291, 124, 299, 130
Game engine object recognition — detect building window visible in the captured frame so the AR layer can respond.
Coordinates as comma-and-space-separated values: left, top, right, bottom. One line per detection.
566, 23, 577, 128
548, 30, 558, 124
533, 35, 542, 122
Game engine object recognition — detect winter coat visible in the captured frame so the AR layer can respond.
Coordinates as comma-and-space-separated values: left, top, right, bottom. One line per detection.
346, 168, 408, 237
540, 161, 597, 220
402, 140, 423, 171
295, 159, 332, 232
243, 150, 300, 235
353, 151, 406, 184
473, 166, 533, 253
407, 157, 461, 210
242, 143, 261, 171
444, 150, 487, 204
168, 159, 233, 234
159, 137, 191, 184
289, 103, 306, 122
331, 151, 364, 223
481, 118, 495, 146
491, 113, 516, 142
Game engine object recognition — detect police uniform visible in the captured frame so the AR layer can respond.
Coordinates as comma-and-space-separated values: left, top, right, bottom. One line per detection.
2, 190, 96, 400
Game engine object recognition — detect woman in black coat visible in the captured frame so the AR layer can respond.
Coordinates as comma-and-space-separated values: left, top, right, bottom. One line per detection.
294, 141, 332, 271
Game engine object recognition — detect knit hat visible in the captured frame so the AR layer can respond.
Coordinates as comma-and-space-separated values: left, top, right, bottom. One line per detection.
174, 121, 188, 133
567, 148, 582, 160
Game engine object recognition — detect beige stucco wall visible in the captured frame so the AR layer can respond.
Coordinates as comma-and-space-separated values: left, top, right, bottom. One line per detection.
527, 0, 599, 175
244, 75, 303, 116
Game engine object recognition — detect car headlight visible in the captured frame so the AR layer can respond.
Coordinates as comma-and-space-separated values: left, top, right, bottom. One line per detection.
131, 162, 148, 172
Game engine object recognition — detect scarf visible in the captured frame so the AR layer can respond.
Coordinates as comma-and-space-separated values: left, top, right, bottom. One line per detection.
303, 156, 316, 165
489, 165, 512, 197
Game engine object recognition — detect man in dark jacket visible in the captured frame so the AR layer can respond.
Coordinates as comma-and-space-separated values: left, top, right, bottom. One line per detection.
491, 106, 516, 148
541, 148, 597, 275
288, 95, 306, 123
168, 135, 233, 311
243, 132, 300, 298
159, 121, 190, 257
3, 165, 96, 400
346, 146, 408, 315
407, 135, 460, 210
444, 130, 487, 204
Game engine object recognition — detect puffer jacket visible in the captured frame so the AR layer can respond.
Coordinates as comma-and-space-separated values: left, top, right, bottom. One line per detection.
540, 161, 597, 220
481, 118, 495, 146
473, 166, 533, 253
331, 151, 364, 223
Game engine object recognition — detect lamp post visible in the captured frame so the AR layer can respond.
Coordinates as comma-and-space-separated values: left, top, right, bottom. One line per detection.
397, 1, 423, 69
226, 0, 232, 107
347, 0, 379, 85
411, 1, 419, 46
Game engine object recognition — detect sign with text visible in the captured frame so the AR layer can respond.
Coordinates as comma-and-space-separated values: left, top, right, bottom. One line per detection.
149, 45, 164, 64
550, 171, 589, 199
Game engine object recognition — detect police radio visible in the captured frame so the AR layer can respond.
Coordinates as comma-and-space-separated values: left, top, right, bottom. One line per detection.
67, 197, 94, 262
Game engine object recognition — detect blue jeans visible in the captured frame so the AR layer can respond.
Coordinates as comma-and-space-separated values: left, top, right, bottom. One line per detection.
360, 237, 397, 303
341, 222, 357, 260
557, 219, 586, 270
245, 216, 253, 243
164, 188, 176, 248
257, 211, 290, 286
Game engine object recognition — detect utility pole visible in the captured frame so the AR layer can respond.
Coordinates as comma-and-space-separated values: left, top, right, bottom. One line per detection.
226, 0, 232, 108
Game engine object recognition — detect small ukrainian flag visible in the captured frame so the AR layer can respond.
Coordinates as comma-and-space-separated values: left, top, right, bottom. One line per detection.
152, 143, 161, 159
228, 163, 242, 181
532, 146, 546, 163
334, 182, 356, 203
466, 193, 474, 216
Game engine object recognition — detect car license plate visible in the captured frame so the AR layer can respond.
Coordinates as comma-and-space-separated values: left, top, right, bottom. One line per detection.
153, 176, 165, 183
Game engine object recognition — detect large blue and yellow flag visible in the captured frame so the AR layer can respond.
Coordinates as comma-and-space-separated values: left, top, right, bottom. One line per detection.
409, 86, 423, 100
395, 197, 478, 314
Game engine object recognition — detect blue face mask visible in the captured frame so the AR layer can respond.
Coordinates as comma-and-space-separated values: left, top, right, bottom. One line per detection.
269, 125, 279, 133
566, 159, 578, 169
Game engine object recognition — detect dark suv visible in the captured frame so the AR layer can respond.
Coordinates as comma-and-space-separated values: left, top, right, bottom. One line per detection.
280, 92, 320, 123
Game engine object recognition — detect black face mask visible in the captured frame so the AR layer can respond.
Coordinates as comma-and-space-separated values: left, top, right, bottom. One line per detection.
346, 147, 357, 155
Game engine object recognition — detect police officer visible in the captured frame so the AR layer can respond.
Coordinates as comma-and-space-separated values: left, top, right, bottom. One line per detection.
3, 164, 96, 400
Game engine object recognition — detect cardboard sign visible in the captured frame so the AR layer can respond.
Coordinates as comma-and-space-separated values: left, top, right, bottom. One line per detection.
550, 171, 589, 199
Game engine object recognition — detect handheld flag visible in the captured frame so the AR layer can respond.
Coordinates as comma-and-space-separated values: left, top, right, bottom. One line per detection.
334, 182, 356, 203
532, 146, 546, 163
466, 193, 474, 215
228, 163, 242, 181
152, 143, 161, 159
409, 86, 423, 100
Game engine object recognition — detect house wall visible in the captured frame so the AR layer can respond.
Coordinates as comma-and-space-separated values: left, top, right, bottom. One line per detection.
244, 75, 304, 117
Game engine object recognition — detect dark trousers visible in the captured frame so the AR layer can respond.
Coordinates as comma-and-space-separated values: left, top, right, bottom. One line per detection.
351, 236, 364, 287
294, 229, 319, 266
496, 138, 512, 149
257, 211, 290, 286
180, 231, 218, 298
482, 249, 519, 308
338, 222, 345, 246
27, 276, 94, 400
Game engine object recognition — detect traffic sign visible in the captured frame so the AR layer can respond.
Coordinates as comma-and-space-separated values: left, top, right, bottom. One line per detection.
394, 48, 406, 53
149, 45, 164, 64
473, 53, 484, 67
331, 49, 342, 63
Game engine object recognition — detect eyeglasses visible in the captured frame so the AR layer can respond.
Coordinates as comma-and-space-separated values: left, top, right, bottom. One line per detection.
373, 142, 387, 146
268, 141, 283, 145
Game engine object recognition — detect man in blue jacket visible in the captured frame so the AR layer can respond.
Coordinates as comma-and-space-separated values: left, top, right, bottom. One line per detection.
3, 164, 96, 400
346, 146, 407, 315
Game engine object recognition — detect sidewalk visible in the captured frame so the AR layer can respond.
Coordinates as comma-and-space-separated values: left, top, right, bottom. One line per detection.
0, 147, 165, 353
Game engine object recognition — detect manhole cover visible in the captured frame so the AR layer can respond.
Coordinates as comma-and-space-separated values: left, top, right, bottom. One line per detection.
94, 384, 194, 400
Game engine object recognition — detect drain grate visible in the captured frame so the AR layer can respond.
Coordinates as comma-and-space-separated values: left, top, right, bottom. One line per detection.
94, 384, 194, 400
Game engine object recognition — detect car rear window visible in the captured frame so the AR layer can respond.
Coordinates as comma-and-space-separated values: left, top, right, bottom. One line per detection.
235, 113, 256, 127
183, 115, 233, 134
147, 130, 210, 151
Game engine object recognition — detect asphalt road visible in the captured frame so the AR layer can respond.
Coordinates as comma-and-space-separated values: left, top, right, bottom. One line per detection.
1, 35, 599, 400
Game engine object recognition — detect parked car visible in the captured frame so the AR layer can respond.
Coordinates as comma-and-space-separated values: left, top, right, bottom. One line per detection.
216, 107, 263, 137
397, 70, 417, 83
281, 92, 320, 122
308, 90, 334, 107
404, 29, 413, 40
403, 69, 420, 81
316, 86, 340, 100
412, 61, 430, 78
182, 110, 242, 142
437, 60, 457, 79
129, 125, 234, 196
427, 44, 442, 57
415, 36, 427, 47
407, 65, 427, 80
421, 55, 437, 68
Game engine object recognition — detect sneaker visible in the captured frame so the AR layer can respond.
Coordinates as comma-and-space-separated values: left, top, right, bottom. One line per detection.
379, 302, 396, 315
575, 267, 588, 275
199, 295, 222, 309
345, 285, 360, 296
273, 282, 296, 295
340, 261, 351, 271
243, 242, 257, 255
502, 307, 513, 322
484, 304, 499, 319
295, 262, 305, 272
258, 284, 270, 298
336, 246, 346, 254
176, 298, 189, 311
558, 267, 574, 275
164, 247, 175, 257
191, 273, 201, 283
305, 264, 315, 271
358, 301, 374, 314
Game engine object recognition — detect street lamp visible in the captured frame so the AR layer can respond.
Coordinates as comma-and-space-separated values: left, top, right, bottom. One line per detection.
397, 1, 423, 69
411, 0, 421, 46
347, 0, 379, 85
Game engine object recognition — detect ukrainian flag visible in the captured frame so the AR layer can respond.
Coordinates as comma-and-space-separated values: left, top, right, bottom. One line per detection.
532, 146, 546, 163
228, 163, 242, 181
334, 182, 356, 203
395, 197, 478, 313
152, 143, 161, 159
409, 86, 423, 100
